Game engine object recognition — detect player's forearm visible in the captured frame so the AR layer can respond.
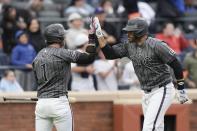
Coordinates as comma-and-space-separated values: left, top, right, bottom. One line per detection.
71, 66, 87, 73
167, 58, 184, 90
98, 36, 107, 48
101, 44, 120, 59
98, 37, 120, 59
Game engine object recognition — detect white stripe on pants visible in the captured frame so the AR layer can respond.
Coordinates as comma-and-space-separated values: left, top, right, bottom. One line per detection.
142, 82, 175, 131
35, 96, 73, 131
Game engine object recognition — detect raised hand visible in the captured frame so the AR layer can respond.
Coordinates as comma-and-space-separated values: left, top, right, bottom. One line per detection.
90, 17, 103, 38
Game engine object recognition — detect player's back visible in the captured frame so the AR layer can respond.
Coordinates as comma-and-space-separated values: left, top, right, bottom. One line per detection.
33, 47, 71, 98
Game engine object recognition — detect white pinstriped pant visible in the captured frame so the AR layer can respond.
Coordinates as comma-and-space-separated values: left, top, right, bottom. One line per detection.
142, 82, 176, 131
35, 96, 73, 131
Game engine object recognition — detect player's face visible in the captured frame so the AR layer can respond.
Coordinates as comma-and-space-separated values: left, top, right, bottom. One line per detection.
127, 31, 135, 43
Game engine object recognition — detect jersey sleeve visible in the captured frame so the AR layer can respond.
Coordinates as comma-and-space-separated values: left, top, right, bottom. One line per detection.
60, 48, 81, 63
112, 43, 128, 58
155, 42, 177, 63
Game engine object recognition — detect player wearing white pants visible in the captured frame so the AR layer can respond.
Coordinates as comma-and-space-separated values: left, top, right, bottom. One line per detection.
35, 96, 73, 131
91, 17, 189, 131
142, 82, 175, 131
33, 24, 96, 131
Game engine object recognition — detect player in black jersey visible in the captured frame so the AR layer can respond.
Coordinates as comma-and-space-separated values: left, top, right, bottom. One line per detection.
33, 23, 96, 131
90, 17, 189, 131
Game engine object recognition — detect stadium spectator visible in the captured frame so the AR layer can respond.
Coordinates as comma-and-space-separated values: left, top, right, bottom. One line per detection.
64, 0, 94, 17
1, 5, 18, 54
11, 30, 36, 91
156, 0, 185, 18
155, 23, 189, 58
27, 18, 46, 53
100, 0, 116, 18
0, 0, 11, 14
66, 13, 88, 49
185, 0, 197, 15
93, 50, 118, 91
95, 7, 118, 45
183, 45, 197, 88
121, 61, 140, 90
183, 34, 197, 88
137, 1, 155, 25
122, 0, 140, 19
0, 70, 23, 93
71, 34, 95, 91
27, 0, 44, 18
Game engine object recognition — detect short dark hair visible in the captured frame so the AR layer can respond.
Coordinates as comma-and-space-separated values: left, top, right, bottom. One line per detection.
3, 70, 14, 77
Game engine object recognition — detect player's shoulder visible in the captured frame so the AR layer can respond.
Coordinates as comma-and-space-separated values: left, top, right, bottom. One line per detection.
146, 37, 165, 48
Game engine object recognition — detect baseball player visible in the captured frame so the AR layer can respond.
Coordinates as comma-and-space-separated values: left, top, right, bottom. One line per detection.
32, 23, 96, 131
90, 17, 189, 131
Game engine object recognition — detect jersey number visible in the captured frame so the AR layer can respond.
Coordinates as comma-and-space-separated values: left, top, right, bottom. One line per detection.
41, 64, 47, 81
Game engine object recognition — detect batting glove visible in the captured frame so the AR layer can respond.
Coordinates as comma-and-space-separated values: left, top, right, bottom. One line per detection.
90, 17, 103, 38
177, 89, 189, 104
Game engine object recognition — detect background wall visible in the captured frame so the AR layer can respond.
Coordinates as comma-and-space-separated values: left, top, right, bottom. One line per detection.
0, 90, 197, 131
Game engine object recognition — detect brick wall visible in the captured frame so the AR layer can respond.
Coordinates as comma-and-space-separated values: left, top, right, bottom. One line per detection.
0, 102, 113, 131
0, 101, 197, 131
190, 100, 197, 131
0, 103, 35, 131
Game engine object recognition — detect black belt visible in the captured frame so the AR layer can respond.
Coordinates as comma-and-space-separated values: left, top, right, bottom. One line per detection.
145, 81, 170, 93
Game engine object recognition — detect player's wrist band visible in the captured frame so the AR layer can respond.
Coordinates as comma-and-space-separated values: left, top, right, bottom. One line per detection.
88, 34, 96, 43
177, 79, 185, 90
96, 30, 103, 38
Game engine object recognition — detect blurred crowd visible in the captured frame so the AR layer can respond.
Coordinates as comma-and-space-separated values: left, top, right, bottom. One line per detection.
0, 0, 197, 92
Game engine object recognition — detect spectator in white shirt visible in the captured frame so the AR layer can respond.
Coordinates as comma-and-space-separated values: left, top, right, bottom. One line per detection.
122, 61, 140, 90
71, 34, 95, 91
0, 70, 24, 93
93, 50, 118, 91
66, 13, 88, 49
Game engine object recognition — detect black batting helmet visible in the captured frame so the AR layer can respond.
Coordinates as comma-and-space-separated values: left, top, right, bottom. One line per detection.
123, 17, 148, 37
44, 24, 66, 45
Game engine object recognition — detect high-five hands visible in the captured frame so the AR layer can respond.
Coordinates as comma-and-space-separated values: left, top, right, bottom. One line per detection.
90, 17, 103, 38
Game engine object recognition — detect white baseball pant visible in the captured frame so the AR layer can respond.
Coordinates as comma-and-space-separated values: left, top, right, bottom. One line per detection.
35, 96, 73, 131
142, 82, 175, 131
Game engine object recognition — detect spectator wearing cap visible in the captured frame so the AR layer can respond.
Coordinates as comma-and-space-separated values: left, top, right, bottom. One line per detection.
66, 13, 88, 49
95, 7, 118, 45
11, 30, 36, 91
71, 33, 95, 91
64, 0, 94, 17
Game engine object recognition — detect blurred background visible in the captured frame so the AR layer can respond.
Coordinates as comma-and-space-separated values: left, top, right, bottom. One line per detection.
0, 0, 197, 92
0, 0, 197, 131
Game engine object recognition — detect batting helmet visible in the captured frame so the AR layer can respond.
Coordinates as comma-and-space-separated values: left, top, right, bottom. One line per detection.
44, 23, 66, 45
123, 17, 148, 37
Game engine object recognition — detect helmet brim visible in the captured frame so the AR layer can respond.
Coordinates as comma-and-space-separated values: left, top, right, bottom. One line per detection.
122, 26, 139, 32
